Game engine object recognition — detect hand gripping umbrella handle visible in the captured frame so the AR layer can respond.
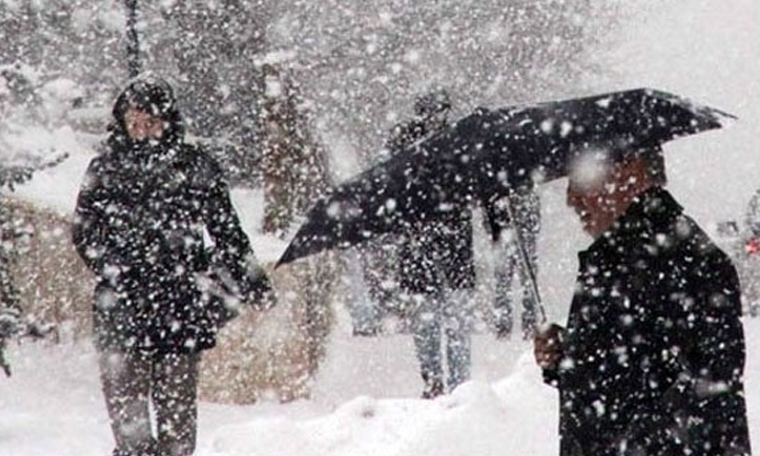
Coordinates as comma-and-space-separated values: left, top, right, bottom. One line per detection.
501, 192, 547, 325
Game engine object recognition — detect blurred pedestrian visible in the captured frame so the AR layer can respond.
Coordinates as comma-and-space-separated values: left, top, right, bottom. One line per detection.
387, 88, 477, 399
72, 74, 272, 456
1, 203, 25, 377
534, 142, 751, 456
0, 266, 21, 377
484, 184, 541, 339
741, 188, 760, 315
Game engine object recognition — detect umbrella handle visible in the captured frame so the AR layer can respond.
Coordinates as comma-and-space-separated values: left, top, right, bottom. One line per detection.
501, 192, 547, 325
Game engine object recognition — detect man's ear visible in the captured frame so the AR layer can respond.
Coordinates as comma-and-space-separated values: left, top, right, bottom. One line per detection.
619, 157, 653, 193
633, 157, 654, 184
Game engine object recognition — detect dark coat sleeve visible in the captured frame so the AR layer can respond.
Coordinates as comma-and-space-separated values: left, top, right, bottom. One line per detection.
71, 158, 114, 278
621, 244, 750, 455
199, 153, 270, 300
72, 156, 149, 295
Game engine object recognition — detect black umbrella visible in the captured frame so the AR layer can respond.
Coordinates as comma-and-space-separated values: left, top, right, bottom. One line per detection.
276, 88, 734, 267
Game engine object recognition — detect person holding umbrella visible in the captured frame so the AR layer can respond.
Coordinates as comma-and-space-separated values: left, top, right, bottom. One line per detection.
534, 141, 751, 456
72, 74, 273, 456
274, 86, 747, 433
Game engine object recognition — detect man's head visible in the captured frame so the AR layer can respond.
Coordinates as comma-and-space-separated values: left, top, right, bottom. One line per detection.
566, 142, 666, 238
414, 88, 451, 131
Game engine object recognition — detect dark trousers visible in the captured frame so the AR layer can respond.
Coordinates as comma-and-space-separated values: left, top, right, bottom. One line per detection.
411, 288, 473, 391
98, 349, 200, 456
493, 229, 538, 335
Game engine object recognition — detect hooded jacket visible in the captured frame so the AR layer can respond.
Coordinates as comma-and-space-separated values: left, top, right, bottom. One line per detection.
72, 76, 261, 353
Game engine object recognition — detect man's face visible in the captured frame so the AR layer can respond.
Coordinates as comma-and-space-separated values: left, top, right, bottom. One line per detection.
124, 106, 164, 141
566, 153, 631, 239
424, 110, 449, 132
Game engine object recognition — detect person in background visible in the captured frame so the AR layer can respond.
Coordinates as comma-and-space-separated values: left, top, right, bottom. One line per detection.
484, 184, 541, 339
72, 74, 272, 456
0, 258, 21, 377
385, 87, 477, 399
350, 87, 456, 338
534, 142, 751, 456
745, 189, 760, 241
741, 188, 760, 315
0, 207, 21, 377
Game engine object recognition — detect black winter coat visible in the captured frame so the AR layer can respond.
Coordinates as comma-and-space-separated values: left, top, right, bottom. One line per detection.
398, 210, 476, 293
544, 187, 751, 456
72, 135, 256, 354
386, 118, 476, 294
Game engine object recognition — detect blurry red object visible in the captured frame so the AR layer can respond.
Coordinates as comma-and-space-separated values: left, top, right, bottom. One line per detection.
746, 238, 760, 255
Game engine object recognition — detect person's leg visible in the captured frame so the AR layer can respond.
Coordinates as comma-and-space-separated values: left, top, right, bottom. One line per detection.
443, 288, 473, 391
152, 351, 200, 456
348, 249, 382, 336
98, 349, 156, 455
493, 236, 516, 338
411, 292, 444, 398
518, 226, 539, 338
742, 253, 760, 316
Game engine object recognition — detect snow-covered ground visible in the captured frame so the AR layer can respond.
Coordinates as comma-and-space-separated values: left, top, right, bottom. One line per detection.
2, 321, 760, 456
2, 0, 760, 455
0, 330, 548, 456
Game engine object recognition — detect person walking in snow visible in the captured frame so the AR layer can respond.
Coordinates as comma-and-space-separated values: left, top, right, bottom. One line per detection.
387, 87, 477, 399
72, 74, 272, 456
483, 183, 541, 339
740, 188, 760, 314
745, 189, 760, 241
0, 206, 21, 376
0, 254, 21, 377
534, 142, 751, 456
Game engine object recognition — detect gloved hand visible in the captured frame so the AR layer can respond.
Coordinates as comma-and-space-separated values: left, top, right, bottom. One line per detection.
240, 266, 276, 312
201, 252, 277, 313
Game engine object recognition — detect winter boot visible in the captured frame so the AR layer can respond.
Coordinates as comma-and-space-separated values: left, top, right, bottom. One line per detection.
111, 440, 159, 456
111, 451, 155, 456
494, 318, 513, 339
352, 325, 381, 337
421, 373, 445, 399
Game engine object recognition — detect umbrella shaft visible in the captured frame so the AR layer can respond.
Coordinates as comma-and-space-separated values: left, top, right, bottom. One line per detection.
501, 193, 546, 324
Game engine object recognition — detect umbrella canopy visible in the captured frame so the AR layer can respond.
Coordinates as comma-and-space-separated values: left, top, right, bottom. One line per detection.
277, 88, 734, 267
